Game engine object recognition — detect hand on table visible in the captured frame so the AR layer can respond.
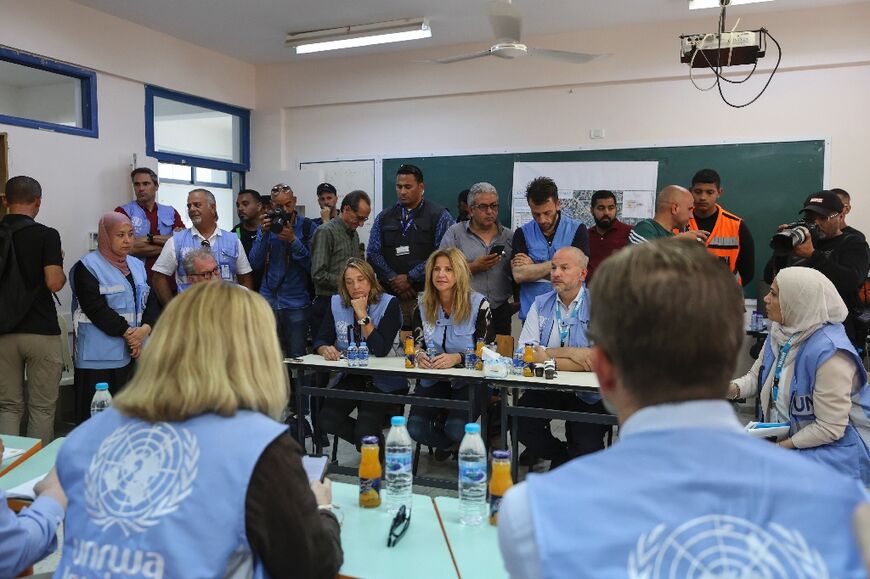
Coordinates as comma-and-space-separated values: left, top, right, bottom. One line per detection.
318, 345, 341, 361
310, 478, 332, 506
429, 353, 462, 369
34, 467, 67, 510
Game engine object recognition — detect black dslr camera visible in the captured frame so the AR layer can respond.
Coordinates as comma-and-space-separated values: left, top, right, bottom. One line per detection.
265, 208, 291, 234
769, 220, 819, 256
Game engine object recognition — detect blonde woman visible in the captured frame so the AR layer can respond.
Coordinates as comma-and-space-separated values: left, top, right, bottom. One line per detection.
53, 282, 343, 578
408, 247, 493, 454
314, 258, 404, 448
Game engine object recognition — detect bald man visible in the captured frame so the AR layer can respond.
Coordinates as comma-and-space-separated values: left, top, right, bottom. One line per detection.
628, 185, 709, 244
516, 246, 610, 469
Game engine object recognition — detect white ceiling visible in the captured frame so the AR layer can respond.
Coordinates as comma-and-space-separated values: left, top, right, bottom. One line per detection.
72, 0, 868, 64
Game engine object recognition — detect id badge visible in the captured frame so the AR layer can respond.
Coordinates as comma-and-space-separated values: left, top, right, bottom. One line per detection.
221, 264, 231, 280
396, 245, 410, 256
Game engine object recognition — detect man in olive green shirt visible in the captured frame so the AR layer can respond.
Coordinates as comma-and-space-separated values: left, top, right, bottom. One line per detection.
629, 185, 709, 244
309, 191, 372, 330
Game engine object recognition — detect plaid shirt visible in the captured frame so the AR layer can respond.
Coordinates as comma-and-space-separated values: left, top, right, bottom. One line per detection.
310, 217, 362, 295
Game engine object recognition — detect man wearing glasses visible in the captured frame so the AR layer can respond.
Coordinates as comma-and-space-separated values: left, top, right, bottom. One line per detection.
182, 248, 222, 286
440, 182, 515, 336
152, 188, 253, 304
249, 183, 317, 361
310, 190, 372, 330
765, 190, 870, 348
367, 164, 455, 328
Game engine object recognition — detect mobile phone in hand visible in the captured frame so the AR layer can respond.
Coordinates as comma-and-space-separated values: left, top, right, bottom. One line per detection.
489, 245, 506, 256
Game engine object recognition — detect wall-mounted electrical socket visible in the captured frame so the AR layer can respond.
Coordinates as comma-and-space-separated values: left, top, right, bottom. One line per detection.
87, 231, 98, 252
590, 128, 605, 140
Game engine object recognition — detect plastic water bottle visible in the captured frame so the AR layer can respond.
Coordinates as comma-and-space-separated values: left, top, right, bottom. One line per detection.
426, 342, 437, 363
385, 416, 413, 515
347, 341, 358, 367
357, 340, 369, 367
465, 347, 476, 370
458, 423, 488, 526
90, 382, 112, 417
512, 346, 524, 376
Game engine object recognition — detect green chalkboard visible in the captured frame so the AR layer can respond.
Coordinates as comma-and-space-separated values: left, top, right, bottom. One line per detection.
383, 140, 826, 298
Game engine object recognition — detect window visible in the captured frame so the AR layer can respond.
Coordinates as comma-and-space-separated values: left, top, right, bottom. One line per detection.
156, 162, 241, 232
0, 47, 98, 138
146, 86, 250, 172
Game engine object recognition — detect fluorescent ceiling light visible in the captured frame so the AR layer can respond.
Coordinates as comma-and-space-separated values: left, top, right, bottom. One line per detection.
286, 18, 431, 55
689, 0, 774, 9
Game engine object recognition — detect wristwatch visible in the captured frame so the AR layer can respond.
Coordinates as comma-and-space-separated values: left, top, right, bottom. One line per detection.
147, 233, 154, 244
357, 316, 371, 326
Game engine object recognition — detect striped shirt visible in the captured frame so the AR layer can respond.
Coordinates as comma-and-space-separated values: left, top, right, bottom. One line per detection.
629, 219, 673, 244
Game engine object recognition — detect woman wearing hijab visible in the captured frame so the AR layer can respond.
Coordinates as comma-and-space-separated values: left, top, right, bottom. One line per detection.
729, 266, 870, 483
70, 212, 157, 423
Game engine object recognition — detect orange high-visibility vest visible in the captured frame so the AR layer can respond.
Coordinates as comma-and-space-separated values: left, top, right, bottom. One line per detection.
689, 204, 743, 282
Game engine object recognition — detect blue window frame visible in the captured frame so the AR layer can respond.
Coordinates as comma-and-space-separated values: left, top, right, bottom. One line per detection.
145, 85, 250, 173
157, 163, 233, 188
0, 47, 98, 138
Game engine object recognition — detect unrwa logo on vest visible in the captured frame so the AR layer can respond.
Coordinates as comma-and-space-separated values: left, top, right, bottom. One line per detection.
628, 514, 827, 579
85, 422, 199, 536
130, 216, 146, 232
792, 395, 814, 417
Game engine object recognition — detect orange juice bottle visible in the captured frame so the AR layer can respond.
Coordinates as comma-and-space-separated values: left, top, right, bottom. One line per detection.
522, 343, 535, 377
474, 338, 485, 371
489, 450, 513, 525
359, 436, 382, 508
404, 336, 416, 368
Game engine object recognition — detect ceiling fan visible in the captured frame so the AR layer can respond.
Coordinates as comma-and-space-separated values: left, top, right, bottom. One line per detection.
430, 0, 603, 65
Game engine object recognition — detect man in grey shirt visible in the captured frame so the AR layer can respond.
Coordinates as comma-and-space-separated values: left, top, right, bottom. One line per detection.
440, 182, 515, 336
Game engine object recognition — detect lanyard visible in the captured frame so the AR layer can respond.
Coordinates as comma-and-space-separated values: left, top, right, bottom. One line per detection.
555, 291, 584, 347
771, 335, 796, 405
400, 201, 422, 236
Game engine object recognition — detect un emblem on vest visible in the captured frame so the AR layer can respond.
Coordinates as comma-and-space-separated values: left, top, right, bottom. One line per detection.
130, 216, 145, 231
629, 515, 827, 578
85, 422, 199, 537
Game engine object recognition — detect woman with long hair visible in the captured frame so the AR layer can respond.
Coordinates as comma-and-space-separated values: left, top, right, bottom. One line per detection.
730, 266, 870, 483
314, 257, 404, 448
408, 247, 493, 455
54, 282, 343, 578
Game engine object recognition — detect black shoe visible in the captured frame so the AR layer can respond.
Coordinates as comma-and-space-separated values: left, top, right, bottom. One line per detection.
433, 447, 455, 462
316, 431, 330, 448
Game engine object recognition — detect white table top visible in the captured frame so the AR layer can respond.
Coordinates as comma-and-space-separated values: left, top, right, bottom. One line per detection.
285, 354, 600, 392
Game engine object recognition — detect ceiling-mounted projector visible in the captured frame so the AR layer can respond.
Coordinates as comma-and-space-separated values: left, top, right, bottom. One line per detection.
679, 30, 766, 67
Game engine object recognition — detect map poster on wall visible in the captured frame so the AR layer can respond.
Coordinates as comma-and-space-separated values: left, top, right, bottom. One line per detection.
511, 161, 659, 229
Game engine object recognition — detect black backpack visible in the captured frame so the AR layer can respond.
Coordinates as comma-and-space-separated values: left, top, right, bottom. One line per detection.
0, 219, 38, 333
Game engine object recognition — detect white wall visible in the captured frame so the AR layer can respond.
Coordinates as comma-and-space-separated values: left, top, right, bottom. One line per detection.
249, 2, 870, 232
0, 0, 255, 310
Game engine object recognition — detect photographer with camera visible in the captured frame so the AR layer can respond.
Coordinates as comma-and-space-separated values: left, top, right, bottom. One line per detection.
766, 191, 870, 347
249, 183, 317, 361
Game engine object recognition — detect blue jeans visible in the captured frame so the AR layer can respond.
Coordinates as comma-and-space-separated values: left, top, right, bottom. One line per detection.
275, 307, 310, 414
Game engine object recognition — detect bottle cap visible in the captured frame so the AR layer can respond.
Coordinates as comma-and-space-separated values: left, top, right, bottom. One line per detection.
361, 435, 379, 445
391, 416, 406, 427
95, 382, 109, 391
465, 423, 481, 434
492, 450, 511, 460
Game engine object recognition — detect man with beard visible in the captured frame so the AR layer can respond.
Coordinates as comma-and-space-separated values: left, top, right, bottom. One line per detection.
231, 189, 263, 291
152, 189, 253, 304
688, 169, 755, 286
312, 183, 338, 227
765, 190, 870, 349
586, 190, 631, 283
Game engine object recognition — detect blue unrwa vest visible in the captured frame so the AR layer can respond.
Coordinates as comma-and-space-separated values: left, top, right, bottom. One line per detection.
121, 202, 177, 263
173, 228, 239, 291
761, 323, 870, 483
331, 293, 406, 392
418, 291, 485, 389
527, 423, 868, 578
71, 252, 149, 370
519, 214, 581, 320
533, 288, 599, 404
54, 407, 286, 579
